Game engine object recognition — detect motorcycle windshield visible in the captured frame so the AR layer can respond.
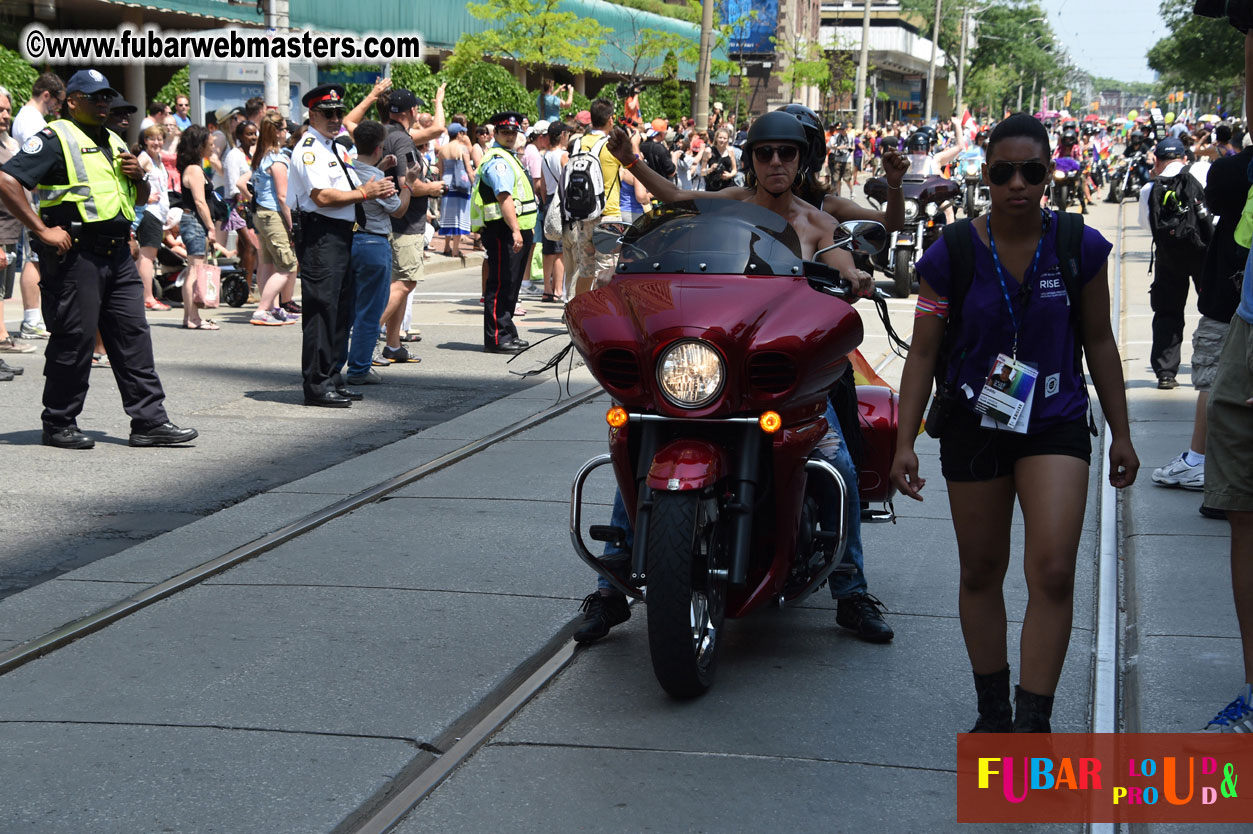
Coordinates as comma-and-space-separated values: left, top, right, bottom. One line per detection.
904, 153, 939, 179
616, 199, 804, 277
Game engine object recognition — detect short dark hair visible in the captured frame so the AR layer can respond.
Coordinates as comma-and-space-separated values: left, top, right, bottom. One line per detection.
354, 119, 386, 156
148, 101, 168, 117
1216, 124, 1233, 143
32, 73, 64, 99
590, 99, 614, 129
244, 96, 265, 119
986, 113, 1050, 159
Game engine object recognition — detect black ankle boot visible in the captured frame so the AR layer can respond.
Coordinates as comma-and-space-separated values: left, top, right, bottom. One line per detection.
1013, 685, 1055, 732
970, 667, 1013, 732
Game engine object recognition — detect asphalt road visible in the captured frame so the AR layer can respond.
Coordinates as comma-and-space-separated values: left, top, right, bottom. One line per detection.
0, 250, 574, 598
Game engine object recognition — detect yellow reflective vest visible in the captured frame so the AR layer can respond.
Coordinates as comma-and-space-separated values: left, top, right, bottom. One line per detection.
37, 119, 136, 224
470, 146, 537, 232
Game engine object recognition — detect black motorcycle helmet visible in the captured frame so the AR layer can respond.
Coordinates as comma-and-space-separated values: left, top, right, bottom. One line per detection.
1060, 127, 1079, 146
905, 129, 933, 153
1129, 129, 1144, 144
775, 103, 825, 174
743, 110, 809, 195
1081, 123, 1096, 137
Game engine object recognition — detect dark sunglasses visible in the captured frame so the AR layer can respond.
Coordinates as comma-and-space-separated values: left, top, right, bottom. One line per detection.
987, 160, 1048, 186
78, 92, 116, 104
321, 109, 345, 119
752, 144, 799, 164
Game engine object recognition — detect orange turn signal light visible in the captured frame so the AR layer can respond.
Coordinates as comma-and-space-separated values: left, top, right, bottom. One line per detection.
606, 406, 629, 428
759, 411, 782, 433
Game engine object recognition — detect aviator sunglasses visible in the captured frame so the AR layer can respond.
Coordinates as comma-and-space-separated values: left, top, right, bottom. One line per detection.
752, 144, 800, 164
986, 160, 1049, 186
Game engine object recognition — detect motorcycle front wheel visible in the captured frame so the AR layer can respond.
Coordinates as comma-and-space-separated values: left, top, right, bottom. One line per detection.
646, 491, 727, 699
892, 248, 914, 299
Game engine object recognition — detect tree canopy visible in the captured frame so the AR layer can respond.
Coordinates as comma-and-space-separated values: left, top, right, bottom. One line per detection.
1146, 0, 1243, 96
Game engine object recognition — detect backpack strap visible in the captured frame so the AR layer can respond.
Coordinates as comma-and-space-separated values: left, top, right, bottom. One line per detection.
937, 218, 975, 389
1053, 210, 1098, 435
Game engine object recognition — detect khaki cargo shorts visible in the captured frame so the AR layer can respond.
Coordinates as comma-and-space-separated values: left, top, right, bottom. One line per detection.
1204, 314, 1253, 512
392, 231, 426, 284
254, 208, 298, 272
1191, 315, 1229, 391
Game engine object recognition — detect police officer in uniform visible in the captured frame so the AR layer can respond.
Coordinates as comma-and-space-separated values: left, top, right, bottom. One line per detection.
471, 111, 538, 354
288, 84, 396, 406
288, 83, 395, 405
0, 69, 197, 449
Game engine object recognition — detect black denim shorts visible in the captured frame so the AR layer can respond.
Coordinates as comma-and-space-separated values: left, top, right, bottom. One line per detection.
939, 407, 1092, 482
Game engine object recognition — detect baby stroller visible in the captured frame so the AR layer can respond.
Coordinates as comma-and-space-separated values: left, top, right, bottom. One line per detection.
151, 206, 248, 308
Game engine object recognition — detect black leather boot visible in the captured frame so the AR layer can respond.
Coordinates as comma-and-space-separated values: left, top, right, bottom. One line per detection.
1013, 685, 1055, 733
970, 667, 1013, 732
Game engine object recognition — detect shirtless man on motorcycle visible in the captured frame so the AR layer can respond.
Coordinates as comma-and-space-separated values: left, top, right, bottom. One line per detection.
573, 112, 885, 644
603, 111, 874, 296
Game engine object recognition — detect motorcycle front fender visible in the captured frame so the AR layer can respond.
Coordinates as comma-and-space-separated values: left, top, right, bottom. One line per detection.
645, 438, 728, 492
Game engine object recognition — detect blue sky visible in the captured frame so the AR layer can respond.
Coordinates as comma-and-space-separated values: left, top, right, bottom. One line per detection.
1038, 0, 1166, 84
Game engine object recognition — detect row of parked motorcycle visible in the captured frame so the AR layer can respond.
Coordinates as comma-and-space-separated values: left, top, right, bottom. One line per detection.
862, 148, 1147, 298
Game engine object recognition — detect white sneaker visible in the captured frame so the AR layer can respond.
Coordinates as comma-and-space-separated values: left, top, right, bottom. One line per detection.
1151, 454, 1205, 490
250, 309, 285, 326
1202, 684, 1253, 733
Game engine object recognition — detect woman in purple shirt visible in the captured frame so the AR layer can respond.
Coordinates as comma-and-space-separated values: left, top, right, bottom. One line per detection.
890, 114, 1139, 733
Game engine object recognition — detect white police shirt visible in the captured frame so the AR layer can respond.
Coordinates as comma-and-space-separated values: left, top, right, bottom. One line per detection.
287, 128, 357, 222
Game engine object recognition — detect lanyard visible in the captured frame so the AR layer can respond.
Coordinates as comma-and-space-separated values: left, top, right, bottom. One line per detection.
986, 209, 1050, 358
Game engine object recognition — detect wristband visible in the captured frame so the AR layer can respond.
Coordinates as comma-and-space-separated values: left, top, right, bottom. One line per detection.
887, 183, 903, 192
625, 154, 640, 170
359, 187, 368, 202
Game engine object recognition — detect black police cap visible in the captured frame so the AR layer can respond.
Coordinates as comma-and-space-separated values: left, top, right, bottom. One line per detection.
302, 84, 346, 111
490, 111, 525, 131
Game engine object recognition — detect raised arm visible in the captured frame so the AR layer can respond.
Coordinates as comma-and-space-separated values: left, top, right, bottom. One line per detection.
344, 77, 391, 137
606, 126, 737, 203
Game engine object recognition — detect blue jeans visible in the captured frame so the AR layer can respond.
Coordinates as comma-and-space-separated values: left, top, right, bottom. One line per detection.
347, 233, 392, 377
595, 403, 868, 597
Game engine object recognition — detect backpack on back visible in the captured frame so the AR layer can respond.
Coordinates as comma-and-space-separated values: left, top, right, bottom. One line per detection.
560, 136, 609, 223
1148, 163, 1211, 252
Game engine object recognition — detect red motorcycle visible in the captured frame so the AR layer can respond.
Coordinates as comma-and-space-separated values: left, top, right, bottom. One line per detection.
567, 200, 900, 698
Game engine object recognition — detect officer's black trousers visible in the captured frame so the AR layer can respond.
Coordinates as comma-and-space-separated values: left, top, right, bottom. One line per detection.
482, 222, 533, 348
1150, 242, 1200, 378
296, 215, 355, 397
38, 243, 168, 430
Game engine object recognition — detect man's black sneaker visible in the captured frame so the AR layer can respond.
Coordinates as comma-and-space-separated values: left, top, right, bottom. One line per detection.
0, 359, 23, 375
836, 592, 894, 643
573, 592, 630, 644
42, 426, 94, 449
1200, 504, 1228, 521
129, 422, 199, 447
1157, 374, 1179, 390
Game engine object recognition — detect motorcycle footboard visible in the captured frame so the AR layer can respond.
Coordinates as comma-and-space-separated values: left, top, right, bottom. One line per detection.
782, 457, 850, 606
570, 454, 644, 601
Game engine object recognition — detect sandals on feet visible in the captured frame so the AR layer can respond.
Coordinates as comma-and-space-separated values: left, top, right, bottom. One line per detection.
184, 320, 221, 330
91, 352, 110, 368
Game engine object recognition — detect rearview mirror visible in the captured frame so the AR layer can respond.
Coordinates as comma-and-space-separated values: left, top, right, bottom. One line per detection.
835, 220, 888, 256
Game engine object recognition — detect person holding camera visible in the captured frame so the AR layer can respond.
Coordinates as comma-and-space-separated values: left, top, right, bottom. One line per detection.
538, 80, 573, 124
889, 114, 1137, 732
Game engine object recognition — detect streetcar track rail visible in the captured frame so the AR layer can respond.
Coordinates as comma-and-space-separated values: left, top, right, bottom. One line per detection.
0, 384, 604, 678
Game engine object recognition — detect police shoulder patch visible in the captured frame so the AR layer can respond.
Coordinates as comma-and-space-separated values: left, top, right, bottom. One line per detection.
301, 136, 315, 147
21, 136, 43, 155
302, 151, 316, 165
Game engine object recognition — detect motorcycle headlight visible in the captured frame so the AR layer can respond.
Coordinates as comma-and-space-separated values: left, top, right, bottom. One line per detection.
903, 199, 919, 221
924, 202, 939, 218
1053, 170, 1067, 181
656, 340, 724, 408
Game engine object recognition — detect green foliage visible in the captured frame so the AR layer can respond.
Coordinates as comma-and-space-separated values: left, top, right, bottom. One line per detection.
450, 0, 609, 75
602, 0, 699, 24
0, 46, 39, 107
771, 32, 829, 102
658, 51, 686, 122
1147, 0, 1243, 94
440, 61, 540, 124
154, 68, 190, 110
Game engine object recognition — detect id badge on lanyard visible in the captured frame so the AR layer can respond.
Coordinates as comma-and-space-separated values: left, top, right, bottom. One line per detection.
977, 210, 1049, 433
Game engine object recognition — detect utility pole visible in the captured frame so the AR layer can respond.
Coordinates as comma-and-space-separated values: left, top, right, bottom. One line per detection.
694, 0, 714, 132
1017, 83, 1023, 113
954, 5, 968, 120
855, 0, 872, 131
924, 0, 942, 122
264, 0, 291, 117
